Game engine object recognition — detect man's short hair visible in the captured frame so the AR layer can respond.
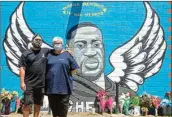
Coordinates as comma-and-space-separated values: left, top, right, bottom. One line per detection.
32, 34, 42, 41
66, 22, 101, 40
52, 36, 64, 44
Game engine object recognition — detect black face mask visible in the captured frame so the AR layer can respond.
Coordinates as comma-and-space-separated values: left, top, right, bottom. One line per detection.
32, 39, 42, 48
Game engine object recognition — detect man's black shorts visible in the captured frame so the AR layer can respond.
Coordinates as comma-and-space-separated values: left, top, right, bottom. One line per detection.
48, 94, 70, 117
24, 87, 44, 105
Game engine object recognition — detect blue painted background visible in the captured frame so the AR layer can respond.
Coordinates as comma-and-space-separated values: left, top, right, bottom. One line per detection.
0, 1, 171, 98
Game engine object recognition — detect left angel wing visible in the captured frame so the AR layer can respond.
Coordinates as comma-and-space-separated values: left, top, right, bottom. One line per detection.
3, 2, 51, 76
107, 2, 167, 91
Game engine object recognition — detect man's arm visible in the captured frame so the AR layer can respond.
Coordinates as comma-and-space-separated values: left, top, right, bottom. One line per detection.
19, 67, 26, 91
62, 49, 73, 56
18, 53, 27, 91
69, 54, 79, 75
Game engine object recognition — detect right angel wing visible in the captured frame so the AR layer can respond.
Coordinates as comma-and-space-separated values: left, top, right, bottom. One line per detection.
3, 2, 51, 76
107, 2, 166, 91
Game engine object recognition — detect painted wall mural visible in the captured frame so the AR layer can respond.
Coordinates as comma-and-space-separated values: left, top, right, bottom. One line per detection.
1, 1, 171, 112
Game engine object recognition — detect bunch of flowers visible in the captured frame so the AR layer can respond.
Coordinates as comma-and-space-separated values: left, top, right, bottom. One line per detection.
129, 95, 140, 114
1, 88, 12, 115
1, 89, 19, 103
119, 93, 126, 113
139, 93, 152, 116
1, 88, 19, 115
151, 96, 161, 116
164, 92, 172, 100
96, 90, 113, 114
123, 92, 131, 115
130, 96, 139, 107
139, 93, 152, 109
151, 96, 161, 109
159, 92, 172, 107
1, 88, 12, 103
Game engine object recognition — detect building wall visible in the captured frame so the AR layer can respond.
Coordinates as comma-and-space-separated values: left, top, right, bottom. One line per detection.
0, 1, 171, 112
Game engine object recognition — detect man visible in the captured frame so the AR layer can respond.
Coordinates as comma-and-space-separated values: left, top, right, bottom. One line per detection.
66, 22, 136, 109
19, 35, 71, 117
19, 35, 47, 117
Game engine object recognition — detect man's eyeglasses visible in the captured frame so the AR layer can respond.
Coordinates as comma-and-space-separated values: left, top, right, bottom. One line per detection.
34, 38, 42, 42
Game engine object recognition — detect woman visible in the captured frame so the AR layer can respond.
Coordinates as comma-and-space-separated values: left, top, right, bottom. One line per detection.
46, 37, 79, 117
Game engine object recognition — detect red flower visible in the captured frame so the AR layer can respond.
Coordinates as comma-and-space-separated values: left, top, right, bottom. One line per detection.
151, 96, 161, 109
96, 90, 114, 112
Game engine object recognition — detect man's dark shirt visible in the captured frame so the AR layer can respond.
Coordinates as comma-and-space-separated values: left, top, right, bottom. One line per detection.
19, 48, 50, 88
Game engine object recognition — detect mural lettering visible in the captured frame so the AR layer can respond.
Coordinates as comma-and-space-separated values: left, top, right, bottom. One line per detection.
62, 2, 107, 17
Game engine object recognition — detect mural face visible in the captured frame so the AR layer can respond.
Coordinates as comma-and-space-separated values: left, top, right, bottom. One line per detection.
1, 1, 171, 112
68, 26, 104, 81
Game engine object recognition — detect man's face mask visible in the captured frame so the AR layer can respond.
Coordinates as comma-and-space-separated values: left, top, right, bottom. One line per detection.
54, 44, 63, 51
32, 38, 42, 48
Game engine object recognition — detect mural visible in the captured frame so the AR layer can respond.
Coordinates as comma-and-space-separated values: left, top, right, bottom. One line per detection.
1, 1, 171, 112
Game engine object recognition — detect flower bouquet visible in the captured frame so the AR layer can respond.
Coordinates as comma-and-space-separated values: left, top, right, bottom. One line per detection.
139, 93, 152, 116
1, 88, 12, 115
96, 90, 114, 115
1, 88, 20, 115
119, 93, 125, 114
129, 96, 140, 116
151, 96, 161, 116
10, 91, 19, 113
123, 92, 131, 115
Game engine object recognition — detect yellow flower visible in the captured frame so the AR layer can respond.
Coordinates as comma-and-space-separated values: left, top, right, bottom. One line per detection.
12, 91, 18, 96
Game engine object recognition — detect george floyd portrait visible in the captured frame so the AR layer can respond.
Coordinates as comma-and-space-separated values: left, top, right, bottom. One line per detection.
66, 22, 136, 104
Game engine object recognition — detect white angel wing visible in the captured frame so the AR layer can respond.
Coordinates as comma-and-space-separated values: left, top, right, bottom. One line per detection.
107, 2, 166, 92
3, 2, 51, 76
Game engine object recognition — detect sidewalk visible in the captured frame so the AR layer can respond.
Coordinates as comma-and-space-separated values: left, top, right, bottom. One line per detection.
0, 112, 164, 117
